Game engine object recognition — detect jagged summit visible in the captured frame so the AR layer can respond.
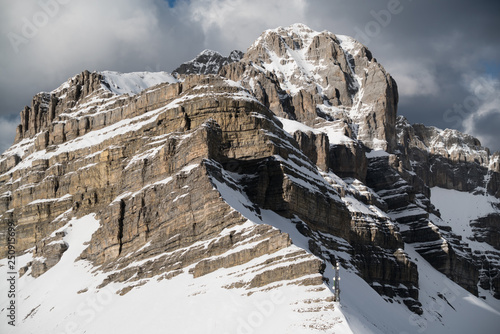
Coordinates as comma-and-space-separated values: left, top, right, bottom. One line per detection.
172, 49, 243, 76
252, 23, 318, 45
397, 115, 491, 162
222, 23, 398, 152
1, 24, 499, 334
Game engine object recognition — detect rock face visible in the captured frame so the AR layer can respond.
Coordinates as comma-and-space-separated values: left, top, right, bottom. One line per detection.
389, 116, 500, 297
220, 23, 398, 152
365, 154, 480, 296
396, 116, 497, 195
173, 49, 244, 76
0, 24, 499, 330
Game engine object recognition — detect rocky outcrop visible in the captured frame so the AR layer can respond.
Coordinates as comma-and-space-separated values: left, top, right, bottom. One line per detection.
31, 231, 68, 278
329, 141, 368, 181
471, 214, 500, 250
396, 116, 499, 196
293, 131, 330, 171
366, 154, 480, 296
468, 213, 500, 298
15, 70, 105, 143
173, 49, 243, 76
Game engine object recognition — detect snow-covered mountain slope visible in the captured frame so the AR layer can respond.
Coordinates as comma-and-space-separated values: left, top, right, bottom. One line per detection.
1, 23, 499, 334
0, 214, 351, 334
211, 163, 500, 333
1, 163, 499, 333
100, 71, 178, 95
430, 187, 500, 299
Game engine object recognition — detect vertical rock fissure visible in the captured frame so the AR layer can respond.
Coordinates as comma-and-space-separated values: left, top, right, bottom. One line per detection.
183, 112, 191, 131
118, 199, 125, 255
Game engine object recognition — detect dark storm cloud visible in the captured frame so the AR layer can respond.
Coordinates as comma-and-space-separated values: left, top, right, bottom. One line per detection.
1, 0, 499, 153
474, 112, 500, 137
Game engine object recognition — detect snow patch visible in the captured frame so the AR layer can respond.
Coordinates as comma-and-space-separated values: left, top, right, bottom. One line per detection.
101, 71, 177, 96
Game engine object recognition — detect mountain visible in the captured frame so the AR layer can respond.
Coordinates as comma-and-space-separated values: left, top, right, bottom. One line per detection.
0, 23, 499, 333
173, 49, 244, 76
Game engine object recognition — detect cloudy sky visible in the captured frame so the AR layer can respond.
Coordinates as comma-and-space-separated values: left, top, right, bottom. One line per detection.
1, 0, 499, 153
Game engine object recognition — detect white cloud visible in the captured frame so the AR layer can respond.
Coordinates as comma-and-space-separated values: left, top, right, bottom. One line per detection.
463, 109, 500, 153
2, 0, 163, 71
461, 75, 500, 152
388, 60, 440, 97
187, 0, 308, 52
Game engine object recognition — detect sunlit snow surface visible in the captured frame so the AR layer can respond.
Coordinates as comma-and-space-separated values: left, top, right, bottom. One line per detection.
100, 71, 178, 95
0, 210, 351, 333
431, 187, 499, 245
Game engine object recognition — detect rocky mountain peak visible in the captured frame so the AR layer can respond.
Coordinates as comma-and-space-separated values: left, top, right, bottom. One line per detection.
250, 23, 319, 52
223, 23, 398, 151
172, 49, 243, 76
